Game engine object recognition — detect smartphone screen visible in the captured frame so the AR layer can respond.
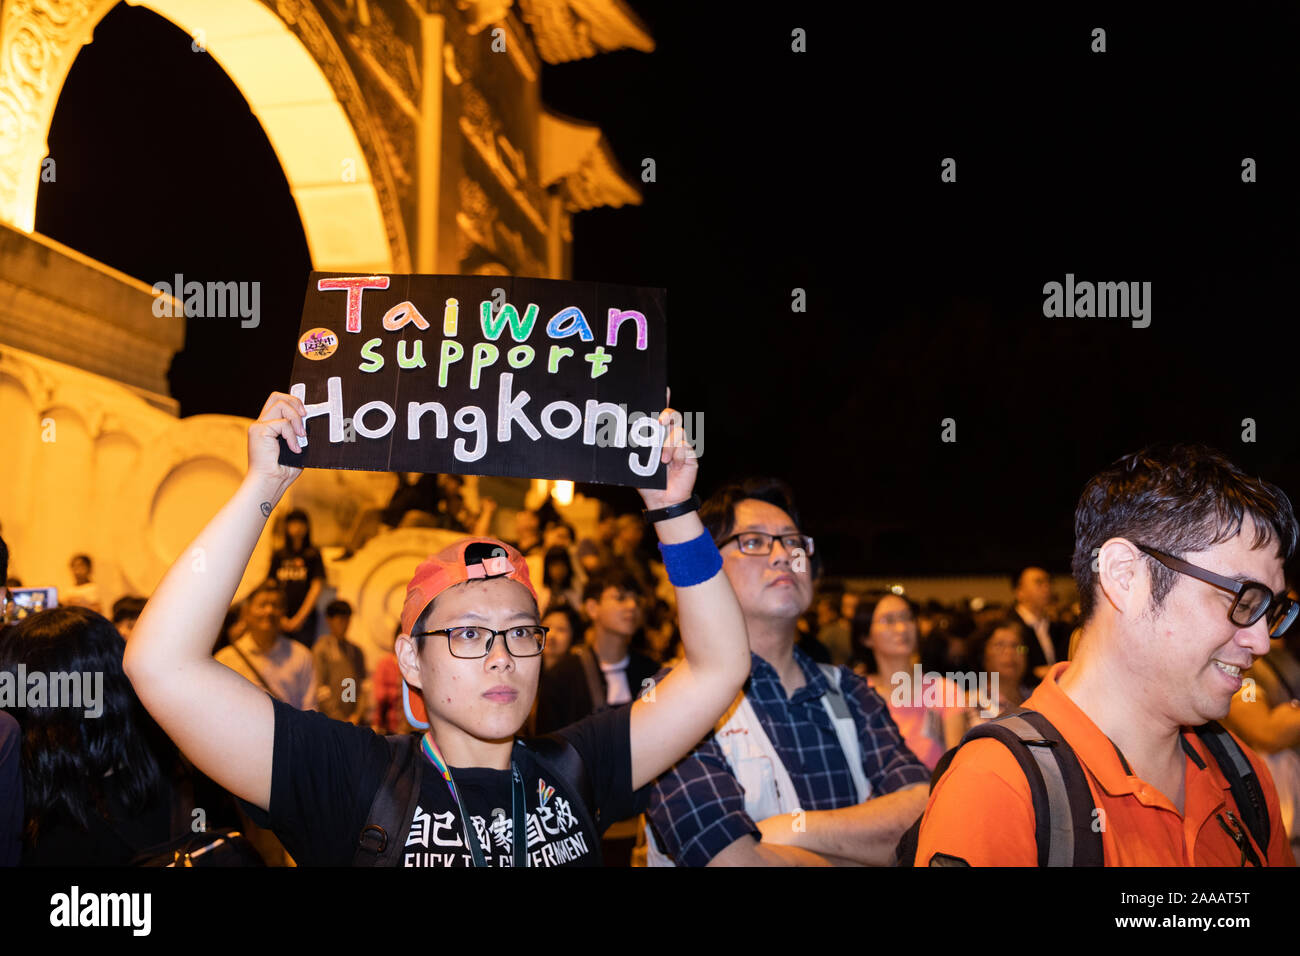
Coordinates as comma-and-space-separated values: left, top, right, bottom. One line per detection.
4, 586, 58, 623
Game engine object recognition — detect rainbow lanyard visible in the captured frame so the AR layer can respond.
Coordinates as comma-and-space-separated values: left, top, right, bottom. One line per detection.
419, 732, 527, 868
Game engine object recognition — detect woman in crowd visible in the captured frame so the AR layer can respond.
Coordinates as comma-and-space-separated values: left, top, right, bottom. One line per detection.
124, 391, 750, 867
539, 602, 585, 673
0, 607, 237, 864
965, 617, 1032, 722
537, 546, 582, 612
851, 592, 971, 770
527, 602, 587, 735
267, 509, 326, 647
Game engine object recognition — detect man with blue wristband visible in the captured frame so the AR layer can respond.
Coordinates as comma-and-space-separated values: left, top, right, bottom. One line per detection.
645, 478, 930, 865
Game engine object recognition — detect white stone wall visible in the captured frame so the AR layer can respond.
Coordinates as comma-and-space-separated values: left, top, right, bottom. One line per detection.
0, 343, 394, 623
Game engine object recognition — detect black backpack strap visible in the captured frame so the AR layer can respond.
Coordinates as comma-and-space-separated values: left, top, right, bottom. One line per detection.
517, 734, 594, 813
515, 732, 610, 863
1001, 710, 1104, 867
1193, 720, 1270, 858
353, 733, 424, 867
959, 717, 1055, 866
896, 709, 1103, 867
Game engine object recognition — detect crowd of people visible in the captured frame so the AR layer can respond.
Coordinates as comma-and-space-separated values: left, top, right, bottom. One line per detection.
0, 477, 688, 866
1, 391, 1299, 869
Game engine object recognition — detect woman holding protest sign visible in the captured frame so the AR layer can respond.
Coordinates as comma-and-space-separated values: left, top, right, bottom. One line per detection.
124, 390, 748, 866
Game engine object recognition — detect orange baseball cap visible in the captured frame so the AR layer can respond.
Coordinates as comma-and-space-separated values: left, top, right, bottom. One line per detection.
399, 537, 537, 638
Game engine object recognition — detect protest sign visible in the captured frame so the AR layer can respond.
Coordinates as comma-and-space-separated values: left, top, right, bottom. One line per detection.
277, 272, 667, 488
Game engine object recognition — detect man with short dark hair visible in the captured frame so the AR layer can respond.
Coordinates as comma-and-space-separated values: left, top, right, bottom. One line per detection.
111, 595, 149, 641
645, 478, 929, 866
1010, 566, 1069, 685
534, 568, 658, 734
816, 585, 852, 667
313, 599, 369, 723
65, 553, 102, 614
916, 444, 1298, 865
215, 580, 318, 711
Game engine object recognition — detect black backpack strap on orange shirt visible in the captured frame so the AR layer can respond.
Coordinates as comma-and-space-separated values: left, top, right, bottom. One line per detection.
894, 709, 1103, 867
1191, 720, 1270, 859
991, 710, 1103, 867
353, 733, 424, 866
897, 713, 1274, 867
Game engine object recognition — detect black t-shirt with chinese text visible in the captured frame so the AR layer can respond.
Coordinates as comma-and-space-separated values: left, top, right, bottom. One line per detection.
243, 697, 648, 866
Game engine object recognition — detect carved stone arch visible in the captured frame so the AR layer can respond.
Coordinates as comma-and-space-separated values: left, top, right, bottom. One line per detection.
0, 0, 409, 271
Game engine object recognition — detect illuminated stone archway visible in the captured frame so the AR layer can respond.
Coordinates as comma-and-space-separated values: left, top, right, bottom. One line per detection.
0, 0, 406, 272
0, 0, 655, 598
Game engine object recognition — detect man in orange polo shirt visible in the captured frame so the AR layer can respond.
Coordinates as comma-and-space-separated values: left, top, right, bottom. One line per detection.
916, 444, 1297, 866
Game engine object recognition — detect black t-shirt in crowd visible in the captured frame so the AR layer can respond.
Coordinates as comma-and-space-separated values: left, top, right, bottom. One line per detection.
243, 697, 649, 866
268, 546, 325, 617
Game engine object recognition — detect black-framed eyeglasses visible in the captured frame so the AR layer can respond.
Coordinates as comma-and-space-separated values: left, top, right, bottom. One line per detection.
412, 624, 549, 659
718, 531, 815, 557
1136, 544, 1299, 637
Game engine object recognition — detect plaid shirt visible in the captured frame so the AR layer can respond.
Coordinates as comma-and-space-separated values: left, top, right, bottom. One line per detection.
647, 647, 929, 866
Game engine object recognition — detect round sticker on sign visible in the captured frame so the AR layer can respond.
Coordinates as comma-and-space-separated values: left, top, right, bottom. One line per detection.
298, 328, 338, 360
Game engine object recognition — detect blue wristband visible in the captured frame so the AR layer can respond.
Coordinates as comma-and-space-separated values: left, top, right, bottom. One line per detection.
658, 531, 723, 587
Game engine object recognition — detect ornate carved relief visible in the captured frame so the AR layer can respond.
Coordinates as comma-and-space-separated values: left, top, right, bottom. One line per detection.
515, 0, 653, 64
267, 0, 411, 269
456, 0, 514, 36
456, 172, 544, 275
493, 220, 544, 276
354, 67, 415, 193
456, 174, 496, 257
458, 78, 547, 232
351, 1, 419, 105
0, 0, 113, 229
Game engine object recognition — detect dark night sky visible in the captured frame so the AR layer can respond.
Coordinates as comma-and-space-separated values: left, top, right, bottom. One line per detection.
34, 2, 1300, 578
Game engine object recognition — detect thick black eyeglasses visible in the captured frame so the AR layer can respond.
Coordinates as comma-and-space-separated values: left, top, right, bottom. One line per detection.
412, 625, 549, 659
717, 531, 815, 557
1136, 544, 1299, 637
